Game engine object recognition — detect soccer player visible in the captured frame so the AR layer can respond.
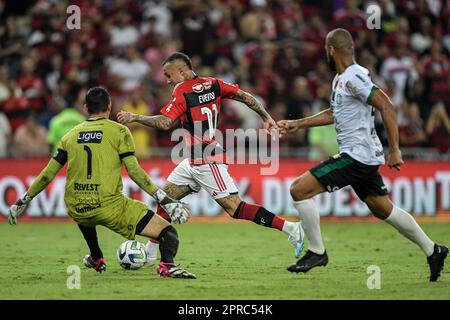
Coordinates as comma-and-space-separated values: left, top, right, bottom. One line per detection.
8, 87, 196, 279
117, 52, 304, 261
277, 28, 448, 282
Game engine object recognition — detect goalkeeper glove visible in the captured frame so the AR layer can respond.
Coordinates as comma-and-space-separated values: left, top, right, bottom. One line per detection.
153, 189, 191, 224
8, 192, 32, 225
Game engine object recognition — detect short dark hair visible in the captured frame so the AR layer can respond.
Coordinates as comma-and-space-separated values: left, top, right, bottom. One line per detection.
162, 52, 193, 69
85, 87, 110, 114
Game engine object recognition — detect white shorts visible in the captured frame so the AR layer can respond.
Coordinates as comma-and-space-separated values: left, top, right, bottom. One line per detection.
167, 159, 239, 199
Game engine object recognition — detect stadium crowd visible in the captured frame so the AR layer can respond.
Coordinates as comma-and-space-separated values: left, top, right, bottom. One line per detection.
0, 0, 449, 160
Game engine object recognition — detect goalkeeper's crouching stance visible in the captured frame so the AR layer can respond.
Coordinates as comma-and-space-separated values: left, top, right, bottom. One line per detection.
8, 86, 196, 279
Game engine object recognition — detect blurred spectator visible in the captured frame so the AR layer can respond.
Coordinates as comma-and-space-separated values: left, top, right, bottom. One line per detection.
286, 76, 312, 120
420, 39, 450, 106
11, 112, 49, 158
0, 111, 11, 158
240, 0, 276, 41
48, 91, 86, 155
399, 103, 427, 147
212, 8, 238, 61
1, 80, 31, 131
0, 16, 26, 78
142, 0, 173, 39
108, 46, 151, 92
411, 17, 433, 54
45, 53, 63, 94
109, 13, 139, 48
380, 32, 419, 123
426, 102, 450, 153
179, 3, 212, 58
122, 87, 154, 157
214, 57, 236, 84
16, 56, 45, 113
332, 0, 366, 35
276, 43, 303, 93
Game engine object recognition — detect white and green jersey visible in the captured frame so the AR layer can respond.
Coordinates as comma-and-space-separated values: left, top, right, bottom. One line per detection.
330, 63, 384, 166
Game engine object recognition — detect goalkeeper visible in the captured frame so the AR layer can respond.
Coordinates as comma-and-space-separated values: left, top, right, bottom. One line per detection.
8, 87, 196, 279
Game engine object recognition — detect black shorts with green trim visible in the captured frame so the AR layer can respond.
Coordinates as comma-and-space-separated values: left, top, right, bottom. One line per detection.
310, 153, 389, 201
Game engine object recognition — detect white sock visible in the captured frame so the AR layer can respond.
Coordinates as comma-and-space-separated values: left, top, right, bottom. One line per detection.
144, 240, 159, 266
385, 205, 434, 257
293, 199, 325, 254
282, 220, 297, 235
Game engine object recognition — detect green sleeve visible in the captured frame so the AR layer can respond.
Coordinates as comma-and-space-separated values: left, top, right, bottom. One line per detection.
28, 159, 64, 198
122, 155, 158, 196
118, 126, 136, 156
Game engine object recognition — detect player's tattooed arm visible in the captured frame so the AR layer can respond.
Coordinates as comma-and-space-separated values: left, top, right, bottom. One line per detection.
231, 89, 278, 134
231, 89, 271, 121
134, 114, 174, 130
162, 182, 192, 200
117, 111, 174, 130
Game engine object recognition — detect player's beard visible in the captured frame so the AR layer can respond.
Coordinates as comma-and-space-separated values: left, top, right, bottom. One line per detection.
327, 53, 336, 72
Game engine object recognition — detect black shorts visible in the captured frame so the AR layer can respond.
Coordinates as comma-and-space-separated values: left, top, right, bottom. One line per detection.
310, 153, 389, 201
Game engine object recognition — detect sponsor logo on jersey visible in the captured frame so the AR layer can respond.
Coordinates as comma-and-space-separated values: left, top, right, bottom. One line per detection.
74, 183, 100, 191
75, 203, 101, 213
198, 92, 215, 104
192, 83, 204, 93
203, 81, 212, 90
345, 81, 357, 95
77, 131, 103, 143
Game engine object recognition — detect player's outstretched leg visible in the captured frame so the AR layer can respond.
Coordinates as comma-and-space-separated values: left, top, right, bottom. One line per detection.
365, 195, 448, 282
287, 172, 328, 273
136, 210, 196, 279
217, 194, 305, 258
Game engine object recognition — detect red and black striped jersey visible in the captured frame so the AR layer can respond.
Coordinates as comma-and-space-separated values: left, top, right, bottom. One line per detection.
160, 76, 239, 164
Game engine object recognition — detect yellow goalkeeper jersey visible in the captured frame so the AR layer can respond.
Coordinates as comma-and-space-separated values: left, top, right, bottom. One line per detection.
58, 117, 136, 217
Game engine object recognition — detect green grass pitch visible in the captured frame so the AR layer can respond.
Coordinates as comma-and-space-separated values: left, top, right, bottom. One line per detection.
0, 221, 449, 300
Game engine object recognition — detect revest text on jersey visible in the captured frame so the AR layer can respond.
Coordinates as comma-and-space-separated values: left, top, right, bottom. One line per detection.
74, 183, 100, 191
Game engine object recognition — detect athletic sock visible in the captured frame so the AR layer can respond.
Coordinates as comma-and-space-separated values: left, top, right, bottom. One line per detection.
157, 203, 172, 222
157, 225, 179, 263
293, 199, 325, 255
385, 205, 434, 257
232, 201, 286, 231
144, 239, 159, 265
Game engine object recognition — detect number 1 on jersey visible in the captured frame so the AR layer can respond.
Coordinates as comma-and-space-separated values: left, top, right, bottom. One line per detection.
83, 145, 92, 179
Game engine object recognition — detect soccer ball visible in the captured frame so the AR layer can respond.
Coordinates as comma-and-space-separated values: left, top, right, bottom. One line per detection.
117, 240, 147, 270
